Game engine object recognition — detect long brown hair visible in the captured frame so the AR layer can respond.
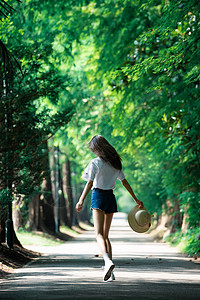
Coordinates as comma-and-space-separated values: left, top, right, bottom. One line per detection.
89, 135, 122, 170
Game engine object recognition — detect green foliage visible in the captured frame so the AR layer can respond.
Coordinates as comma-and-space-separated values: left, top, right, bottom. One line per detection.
52, 0, 200, 227
51, 1, 200, 262
0, 188, 12, 207
75, 0, 200, 226
178, 192, 200, 228
0, 0, 75, 210
165, 228, 200, 256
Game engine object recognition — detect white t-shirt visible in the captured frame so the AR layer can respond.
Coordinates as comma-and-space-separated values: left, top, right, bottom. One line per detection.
81, 157, 125, 190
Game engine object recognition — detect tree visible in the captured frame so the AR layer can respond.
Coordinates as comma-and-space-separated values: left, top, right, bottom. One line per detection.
0, 0, 75, 246
56, 0, 200, 254
73, 0, 200, 227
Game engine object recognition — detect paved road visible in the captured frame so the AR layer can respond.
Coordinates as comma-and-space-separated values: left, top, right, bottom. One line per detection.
0, 213, 200, 299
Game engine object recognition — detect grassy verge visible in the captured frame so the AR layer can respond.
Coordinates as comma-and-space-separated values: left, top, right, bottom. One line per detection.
165, 228, 200, 257
16, 223, 93, 248
60, 226, 80, 237
16, 229, 65, 247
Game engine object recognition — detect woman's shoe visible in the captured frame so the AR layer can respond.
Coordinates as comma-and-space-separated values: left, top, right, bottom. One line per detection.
103, 261, 115, 281
103, 272, 115, 282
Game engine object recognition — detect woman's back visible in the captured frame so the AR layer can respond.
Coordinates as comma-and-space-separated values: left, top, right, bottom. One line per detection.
82, 157, 125, 190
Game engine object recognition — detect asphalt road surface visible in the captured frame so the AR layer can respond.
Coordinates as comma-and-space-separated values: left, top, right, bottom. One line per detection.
1, 213, 200, 299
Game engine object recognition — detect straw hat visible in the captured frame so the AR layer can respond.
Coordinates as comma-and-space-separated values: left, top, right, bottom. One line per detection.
128, 205, 151, 233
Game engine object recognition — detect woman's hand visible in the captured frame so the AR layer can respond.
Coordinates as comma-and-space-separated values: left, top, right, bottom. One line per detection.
136, 200, 144, 209
76, 201, 83, 212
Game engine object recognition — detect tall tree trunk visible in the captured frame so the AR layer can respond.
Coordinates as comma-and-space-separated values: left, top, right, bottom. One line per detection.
28, 193, 41, 231
59, 163, 69, 226
42, 142, 55, 233
29, 195, 36, 231
62, 159, 73, 228
50, 146, 57, 228
42, 179, 55, 232
170, 198, 183, 234
0, 204, 22, 246
0, 206, 6, 244
13, 199, 22, 231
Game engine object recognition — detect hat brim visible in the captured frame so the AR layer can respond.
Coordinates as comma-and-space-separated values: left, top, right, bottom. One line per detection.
128, 205, 151, 233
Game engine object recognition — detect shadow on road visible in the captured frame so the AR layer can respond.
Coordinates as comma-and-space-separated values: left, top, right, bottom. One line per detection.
0, 213, 199, 300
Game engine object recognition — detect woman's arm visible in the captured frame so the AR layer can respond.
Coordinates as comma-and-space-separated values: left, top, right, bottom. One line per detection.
76, 180, 93, 212
121, 178, 144, 208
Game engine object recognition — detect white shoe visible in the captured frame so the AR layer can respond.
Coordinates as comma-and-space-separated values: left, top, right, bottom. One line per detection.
104, 272, 115, 282
103, 261, 115, 281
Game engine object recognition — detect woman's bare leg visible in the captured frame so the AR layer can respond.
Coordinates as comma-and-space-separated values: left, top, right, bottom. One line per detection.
103, 213, 114, 260
92, 209, 107, 255
93, 209, 115, 281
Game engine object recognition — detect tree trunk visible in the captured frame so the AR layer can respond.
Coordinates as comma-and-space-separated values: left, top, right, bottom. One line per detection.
49, 146, 58, 229
42, 178, 55, 233
169, 198, 183, 234
41, 144, 56, 232
28, 193, 41, 231
29, 195, 36, 231
0, 206, 7, 243
0, 204, 22, 246
13, 229, 22, 247
181, 211, 189, 233
59, 163, 69, 226
62, 159, 73, 228
13, 198, 24, 246
13, 199, 22, 231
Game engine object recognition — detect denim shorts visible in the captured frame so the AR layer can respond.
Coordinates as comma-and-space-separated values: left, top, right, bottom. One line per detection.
91, 188, 118, 214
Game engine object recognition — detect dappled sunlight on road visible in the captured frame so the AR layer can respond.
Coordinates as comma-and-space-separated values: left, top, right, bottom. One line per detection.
1, 213, 200, 299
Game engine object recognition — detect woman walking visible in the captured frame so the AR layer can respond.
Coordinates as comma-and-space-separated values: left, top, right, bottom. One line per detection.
76, 135, 144, 282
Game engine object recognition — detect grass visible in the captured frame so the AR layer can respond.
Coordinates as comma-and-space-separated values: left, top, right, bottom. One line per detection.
17, 229, 67, 247
60, 226, 79, 237
16, 223, 93, 248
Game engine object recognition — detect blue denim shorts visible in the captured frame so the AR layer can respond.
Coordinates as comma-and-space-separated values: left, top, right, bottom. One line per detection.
91, 188, 118, 214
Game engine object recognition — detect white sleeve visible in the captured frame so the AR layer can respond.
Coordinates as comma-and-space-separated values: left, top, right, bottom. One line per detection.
117, 169, 126, 181
81, 161, 97, 181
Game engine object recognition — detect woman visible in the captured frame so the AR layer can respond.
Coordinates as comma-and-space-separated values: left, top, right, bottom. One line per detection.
76, 135, 143, 282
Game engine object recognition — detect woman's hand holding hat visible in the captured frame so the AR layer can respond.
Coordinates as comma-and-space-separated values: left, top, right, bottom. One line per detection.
121, 179, 144, 209
135, 200, 144, 209
128, 204, 151, 233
